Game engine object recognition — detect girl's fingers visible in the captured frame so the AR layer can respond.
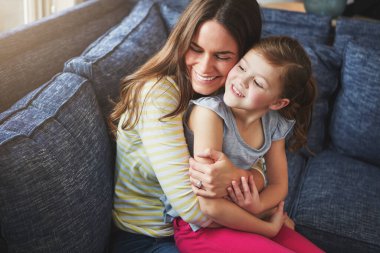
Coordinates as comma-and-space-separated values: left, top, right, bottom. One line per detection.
227, 187, 237, 203
232, 180, 244, 202
241, 177, 251, 197
249, 175, 259, 197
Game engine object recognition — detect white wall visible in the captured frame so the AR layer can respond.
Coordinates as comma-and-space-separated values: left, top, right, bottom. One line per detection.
0, 0, 25, 33
0, 0, 84, 33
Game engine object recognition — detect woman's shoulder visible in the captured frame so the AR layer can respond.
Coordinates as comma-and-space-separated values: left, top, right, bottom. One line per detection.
142, 76, 180, 100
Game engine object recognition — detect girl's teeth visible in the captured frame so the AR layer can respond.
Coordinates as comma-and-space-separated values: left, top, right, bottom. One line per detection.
232, 85, 244, 97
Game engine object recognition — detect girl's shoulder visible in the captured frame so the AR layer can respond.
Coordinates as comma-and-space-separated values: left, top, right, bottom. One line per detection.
266, 111, 295, 141
190, 94, 227, 114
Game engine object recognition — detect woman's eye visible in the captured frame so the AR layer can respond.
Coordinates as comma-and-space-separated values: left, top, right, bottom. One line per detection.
238, 65, 245, 71
190, 45, 202, 53
216, 55, 230, 61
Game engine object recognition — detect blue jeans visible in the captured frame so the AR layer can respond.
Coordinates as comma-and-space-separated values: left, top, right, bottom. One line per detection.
111, 227, 179, 253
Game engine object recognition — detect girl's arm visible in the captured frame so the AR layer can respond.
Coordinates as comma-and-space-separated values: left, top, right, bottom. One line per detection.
189, 105, 284, 236
256, 139, 288, 213
227, 139, 288, 215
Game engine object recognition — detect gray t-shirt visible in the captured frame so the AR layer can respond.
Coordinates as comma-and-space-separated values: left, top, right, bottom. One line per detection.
184, 94, 295, 170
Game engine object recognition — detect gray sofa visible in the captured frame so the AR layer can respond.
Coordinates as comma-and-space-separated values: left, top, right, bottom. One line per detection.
1, 0, 379, 252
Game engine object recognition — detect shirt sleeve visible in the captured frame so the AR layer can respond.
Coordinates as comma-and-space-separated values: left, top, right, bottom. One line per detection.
136, 77, 212, 228
271, 111, 296, 141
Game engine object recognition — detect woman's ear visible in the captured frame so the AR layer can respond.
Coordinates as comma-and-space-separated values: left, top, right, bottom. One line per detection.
269, 98, 290, 111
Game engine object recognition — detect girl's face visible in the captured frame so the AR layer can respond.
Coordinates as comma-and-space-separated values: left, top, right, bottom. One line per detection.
224, 49, 289, 112
185, 20, 239, 95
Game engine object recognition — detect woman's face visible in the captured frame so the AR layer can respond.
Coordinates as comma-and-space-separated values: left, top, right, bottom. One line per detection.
185, 20, 239, 95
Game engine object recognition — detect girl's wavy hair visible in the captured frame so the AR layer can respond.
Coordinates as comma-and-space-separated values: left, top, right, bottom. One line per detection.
253, 36, 317, 152
108, 0, 261, 137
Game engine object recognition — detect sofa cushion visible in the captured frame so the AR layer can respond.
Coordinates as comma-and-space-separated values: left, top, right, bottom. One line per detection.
285, 151, 307, 214
261, 8, 332, 45
334, 17, 380, 55
0, 72, 113, 253
329, 42, 380, 167
157, 0, 190, 31
293, 150, 380, 252
64, 0, 168, 119
301, 44, 340, 155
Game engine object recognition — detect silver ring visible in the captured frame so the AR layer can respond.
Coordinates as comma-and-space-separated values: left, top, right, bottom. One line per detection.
195, 180, 202, 188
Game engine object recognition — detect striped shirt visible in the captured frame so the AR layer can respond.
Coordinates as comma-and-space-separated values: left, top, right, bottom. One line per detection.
113, 76, 211, 237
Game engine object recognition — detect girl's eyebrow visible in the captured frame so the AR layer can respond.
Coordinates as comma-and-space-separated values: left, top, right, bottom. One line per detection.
190, 42, 236, 55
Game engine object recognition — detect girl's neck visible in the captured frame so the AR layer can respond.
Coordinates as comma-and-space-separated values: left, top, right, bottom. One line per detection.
231, 107, 267, 129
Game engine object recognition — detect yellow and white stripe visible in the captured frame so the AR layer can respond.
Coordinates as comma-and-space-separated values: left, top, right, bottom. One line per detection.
113, 76, 211, 237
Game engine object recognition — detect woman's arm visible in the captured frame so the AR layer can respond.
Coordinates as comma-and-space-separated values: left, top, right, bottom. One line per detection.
137, 79, 212, 227
189, 149, 266, 198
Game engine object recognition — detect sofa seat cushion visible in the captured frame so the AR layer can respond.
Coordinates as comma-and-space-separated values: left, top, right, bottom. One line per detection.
0, 73, 113, 253
64, 0, 168, 118
292, 150, 380, 253
330, 42, 380, 167
261, 8, 332, 45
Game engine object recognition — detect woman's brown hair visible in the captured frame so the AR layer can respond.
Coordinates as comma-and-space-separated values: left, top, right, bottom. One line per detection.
252, 36, 317, 152
108, 0, 262, 136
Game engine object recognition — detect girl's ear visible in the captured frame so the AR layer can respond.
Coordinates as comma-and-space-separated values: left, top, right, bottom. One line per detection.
269, 98, 290, 111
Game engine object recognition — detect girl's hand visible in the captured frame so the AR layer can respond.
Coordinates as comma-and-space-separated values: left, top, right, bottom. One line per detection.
227, 176, 263, 215
267, 201, 286, 237
189, 149, 239, 198
284, 213, 295, 230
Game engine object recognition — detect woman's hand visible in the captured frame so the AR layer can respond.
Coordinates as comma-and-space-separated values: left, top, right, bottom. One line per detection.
189, 149, 241, 198
227, 176, 264, 215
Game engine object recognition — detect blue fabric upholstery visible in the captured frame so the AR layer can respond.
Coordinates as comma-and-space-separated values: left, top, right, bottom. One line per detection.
334, 17, 380, 54
329, 42, 380, 167
293, 150, 380, 252
301, 44, 340, 155
0, 73, 113, 253
157, 0, 190, 31
64, 0, 168, 118
285, 151, 307, 213
261, 8, 332, 45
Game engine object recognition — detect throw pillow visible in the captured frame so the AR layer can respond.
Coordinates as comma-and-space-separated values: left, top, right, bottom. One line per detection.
261, 8, 332, 45
334, 17, 380, 55
0, 72, 113, 252
330, 42, 380, 167
64, 0, 168, 118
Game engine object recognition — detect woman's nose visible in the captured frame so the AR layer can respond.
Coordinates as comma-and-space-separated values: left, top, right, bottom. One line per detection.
198, 54, 213, 73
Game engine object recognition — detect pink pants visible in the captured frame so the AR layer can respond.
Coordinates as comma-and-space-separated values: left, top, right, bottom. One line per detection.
173, 218, 325, 253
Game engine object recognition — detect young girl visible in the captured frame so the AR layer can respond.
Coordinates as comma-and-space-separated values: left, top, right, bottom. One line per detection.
174, 36, 323, 252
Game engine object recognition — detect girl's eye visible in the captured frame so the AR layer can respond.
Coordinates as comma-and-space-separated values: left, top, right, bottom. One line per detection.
238, 65, 245, 72
254, 80, 264, 88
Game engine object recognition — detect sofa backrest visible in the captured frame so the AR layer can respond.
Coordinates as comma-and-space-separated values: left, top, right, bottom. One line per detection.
0, 0, 137, 113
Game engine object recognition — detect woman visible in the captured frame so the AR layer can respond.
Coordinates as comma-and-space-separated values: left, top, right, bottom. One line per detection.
108, 0, 264, 252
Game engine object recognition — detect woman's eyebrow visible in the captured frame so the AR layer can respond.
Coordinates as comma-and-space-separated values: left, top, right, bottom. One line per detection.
191, 42, 236, 55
